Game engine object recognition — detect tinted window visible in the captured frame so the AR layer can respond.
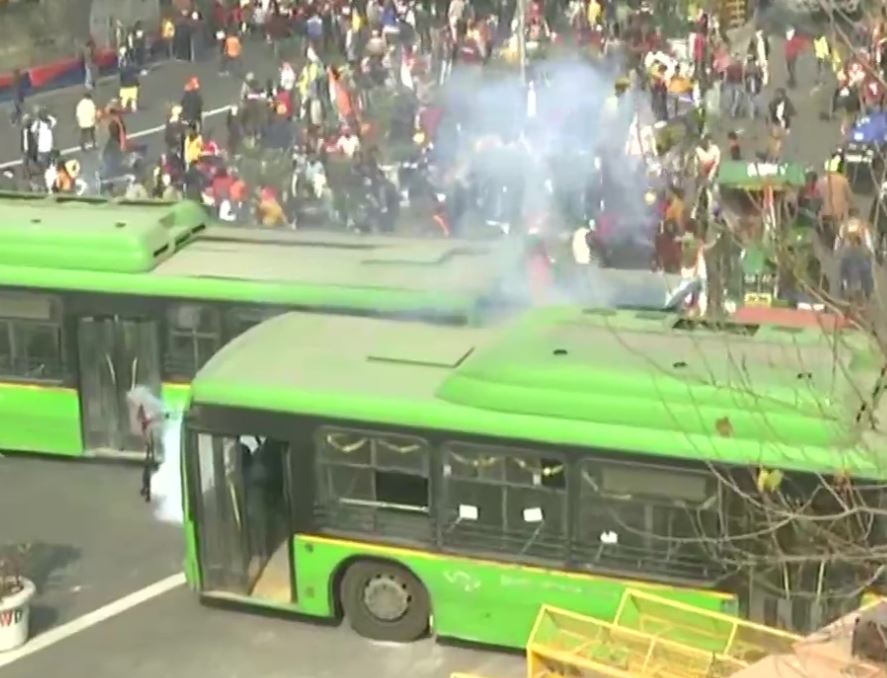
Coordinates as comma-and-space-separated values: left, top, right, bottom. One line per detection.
0, 292, 63, 382
164, 304, 221, 380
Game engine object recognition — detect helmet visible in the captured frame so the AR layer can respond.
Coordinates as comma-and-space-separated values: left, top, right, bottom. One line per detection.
171, 104, 183, 117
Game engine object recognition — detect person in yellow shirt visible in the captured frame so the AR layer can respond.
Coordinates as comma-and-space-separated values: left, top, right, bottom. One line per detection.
813, 32, 830, 85
257, 187, 287, 227
666, 65, 693, 118
184, 126, 203, 168
668, 66, 693, 95
587, 0, 602, 27
161, 17, 175, 59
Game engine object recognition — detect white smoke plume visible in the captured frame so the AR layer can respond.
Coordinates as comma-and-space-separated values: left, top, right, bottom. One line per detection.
152, 414, 185, 524
430, 56, 664, 310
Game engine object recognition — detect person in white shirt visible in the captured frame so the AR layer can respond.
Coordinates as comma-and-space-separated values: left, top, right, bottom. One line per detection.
279, 63, 296, 92
43, 161, 58, 193
31, 110, 57, 169
336, 128, 361, 158
572, 224, 594, 265
75, 92, 97, 150
694, 135, 721, 184
448, 0, 465, 38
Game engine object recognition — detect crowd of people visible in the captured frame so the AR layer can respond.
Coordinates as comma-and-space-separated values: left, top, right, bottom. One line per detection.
5, 0, 887, 313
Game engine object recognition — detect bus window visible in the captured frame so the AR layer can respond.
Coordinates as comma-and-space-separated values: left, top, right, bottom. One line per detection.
0, 319, 63, 382
440, 442, 567, 561
314, 427, 431, 542
574, 458, 720, 581
15, 322, 63, 380
165, 304, 222, 381
0, 291, 64, 382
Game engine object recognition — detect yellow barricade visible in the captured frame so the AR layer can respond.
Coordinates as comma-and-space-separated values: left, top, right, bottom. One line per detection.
526, 589, 801, 678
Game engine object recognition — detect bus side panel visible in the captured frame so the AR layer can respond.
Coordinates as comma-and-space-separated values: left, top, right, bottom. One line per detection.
161, 383, 191, 413
180, 429, 200, 591
0, 384, 82, 456
292, 535, 734, 649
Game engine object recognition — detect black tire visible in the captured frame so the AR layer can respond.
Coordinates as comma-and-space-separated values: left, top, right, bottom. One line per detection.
339, 560, 430, 642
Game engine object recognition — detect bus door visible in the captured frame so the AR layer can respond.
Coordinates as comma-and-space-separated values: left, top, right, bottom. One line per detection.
77, 315, 161, 456
193, 433, 293, 604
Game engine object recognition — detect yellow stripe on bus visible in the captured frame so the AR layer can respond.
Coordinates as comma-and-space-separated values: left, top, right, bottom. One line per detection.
299, 534, 735, 601
0, 380, 191, 393
0, 380, 76, 392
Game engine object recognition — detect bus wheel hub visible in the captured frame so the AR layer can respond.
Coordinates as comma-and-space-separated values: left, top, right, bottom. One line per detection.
363, 575, 410, 621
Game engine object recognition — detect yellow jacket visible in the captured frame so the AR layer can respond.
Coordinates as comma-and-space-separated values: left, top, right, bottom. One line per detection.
298, 62, 321, 99
259, 199, 286, 227
184, 135, 203, 165
813, 36, 830, 60
587, 0, 602, 25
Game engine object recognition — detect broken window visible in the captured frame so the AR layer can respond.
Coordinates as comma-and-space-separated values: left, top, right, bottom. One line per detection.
440, 442, 567, 561
314, 426, 431, 542
574, 458, 722, 581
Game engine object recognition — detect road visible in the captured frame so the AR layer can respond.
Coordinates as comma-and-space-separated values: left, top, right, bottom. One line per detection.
0, 455, 523, 678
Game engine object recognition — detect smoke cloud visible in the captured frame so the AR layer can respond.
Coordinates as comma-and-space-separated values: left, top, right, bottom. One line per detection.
152, 413, 185, 525
432, 56, 664, 309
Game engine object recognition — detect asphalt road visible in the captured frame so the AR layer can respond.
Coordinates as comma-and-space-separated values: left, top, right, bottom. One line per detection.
0, 455, 182, 636
0, 456, 523, 678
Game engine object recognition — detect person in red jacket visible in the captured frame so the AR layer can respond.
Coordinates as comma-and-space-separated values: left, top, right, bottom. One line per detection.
784, 27, 806, 89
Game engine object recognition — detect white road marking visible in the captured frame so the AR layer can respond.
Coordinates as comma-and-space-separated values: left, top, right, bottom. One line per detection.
0, 105, 231, 170
0, 572, 186, 669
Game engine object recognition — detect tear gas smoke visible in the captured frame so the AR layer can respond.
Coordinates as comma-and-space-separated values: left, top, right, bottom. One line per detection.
437, 58, 658, 209
434, 57, 664, 309
152, 411, 185, 524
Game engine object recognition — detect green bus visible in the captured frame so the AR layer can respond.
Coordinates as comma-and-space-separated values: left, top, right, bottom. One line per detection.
0, 194, 525, 459
180, 306, 887, 647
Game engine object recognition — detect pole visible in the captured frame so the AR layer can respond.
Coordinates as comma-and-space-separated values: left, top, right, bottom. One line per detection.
516, 0, 527, 84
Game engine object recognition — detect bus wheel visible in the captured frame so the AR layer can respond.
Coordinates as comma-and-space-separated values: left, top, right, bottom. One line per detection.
340, 560, 430, 642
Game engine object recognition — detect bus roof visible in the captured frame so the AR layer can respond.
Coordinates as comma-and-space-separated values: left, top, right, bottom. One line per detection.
0, 195, 520, 318
151, 229, 508, 294
189, 307, 887, 479
0, 194, 205, 273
